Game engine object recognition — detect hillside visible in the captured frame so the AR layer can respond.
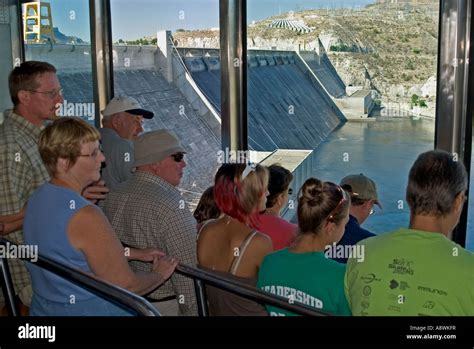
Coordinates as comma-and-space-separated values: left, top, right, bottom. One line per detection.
174, 1, 439, 112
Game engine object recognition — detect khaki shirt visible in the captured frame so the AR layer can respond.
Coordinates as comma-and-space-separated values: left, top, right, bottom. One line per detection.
102, 171, 198, 316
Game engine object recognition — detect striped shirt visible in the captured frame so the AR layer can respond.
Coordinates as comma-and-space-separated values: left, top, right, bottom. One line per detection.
102, 171, 198, 316
0, 110, 50, 303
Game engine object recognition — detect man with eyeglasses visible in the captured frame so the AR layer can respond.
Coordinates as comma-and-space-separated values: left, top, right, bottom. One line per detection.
331, 174, 381, 264
0, 61, 108, 314
99, 96, 154, 191
102, 129, 197, 316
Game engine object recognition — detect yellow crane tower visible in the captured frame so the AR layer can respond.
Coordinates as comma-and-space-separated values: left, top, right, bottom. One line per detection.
22, 1, 55, 43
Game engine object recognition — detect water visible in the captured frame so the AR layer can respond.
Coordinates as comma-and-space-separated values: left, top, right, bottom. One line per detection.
310, 117, 474, 251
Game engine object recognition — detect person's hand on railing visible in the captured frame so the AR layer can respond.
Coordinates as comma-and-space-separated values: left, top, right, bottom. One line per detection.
127, 247, 166, 262
152, 255, 178, 283
82, 179, 109, 204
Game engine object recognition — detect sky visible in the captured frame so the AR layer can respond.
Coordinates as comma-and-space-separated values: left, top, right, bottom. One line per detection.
44, 0, 376, 42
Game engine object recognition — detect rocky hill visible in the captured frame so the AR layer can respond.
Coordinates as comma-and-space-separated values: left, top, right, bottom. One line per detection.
174, 0, 439, 114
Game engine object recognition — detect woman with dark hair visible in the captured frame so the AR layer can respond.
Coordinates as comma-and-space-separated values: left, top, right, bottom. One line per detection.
193, 186, 222, 233
197, 163, 272, 316
258, 177, 351, 316
256, 164, 297, 250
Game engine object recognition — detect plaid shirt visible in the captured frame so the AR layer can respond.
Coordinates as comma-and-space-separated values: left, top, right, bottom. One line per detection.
0, 110, 50, 303
102, 171, 198, 316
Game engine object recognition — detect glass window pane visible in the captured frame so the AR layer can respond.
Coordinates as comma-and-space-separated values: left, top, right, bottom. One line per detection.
22, 0, 95, 124
110, 0, 220, 208
246, 0, 438, 231
467, 130, 474, 251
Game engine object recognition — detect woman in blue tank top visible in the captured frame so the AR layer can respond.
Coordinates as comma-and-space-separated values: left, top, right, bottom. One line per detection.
24, 117, 178, 316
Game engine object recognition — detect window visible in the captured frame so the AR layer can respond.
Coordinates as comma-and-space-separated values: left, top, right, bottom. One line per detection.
246, 0, 438, 231
22, 0, 95, 124
110, 0, 220, 209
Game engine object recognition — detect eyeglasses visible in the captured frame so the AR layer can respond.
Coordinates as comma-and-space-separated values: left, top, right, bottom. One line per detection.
171, 153, 185, 163
79, 146, 102, 159
25, 88, 63, 99
327, 184, 349, 221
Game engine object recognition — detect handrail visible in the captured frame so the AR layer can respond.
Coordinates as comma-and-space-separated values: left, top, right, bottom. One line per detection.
0, 255, 19, 316
177, 264, 331, 317
1, 237, 331, 317
0, 238, 160, 317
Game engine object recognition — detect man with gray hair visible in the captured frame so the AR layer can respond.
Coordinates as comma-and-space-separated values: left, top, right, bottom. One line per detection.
99, 96, 154, 190
345, 150, 474, 316
102, 129, 197, 316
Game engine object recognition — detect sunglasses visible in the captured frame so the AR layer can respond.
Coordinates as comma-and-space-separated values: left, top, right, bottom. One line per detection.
327, 184, 349, 221
171, 153, 185, 162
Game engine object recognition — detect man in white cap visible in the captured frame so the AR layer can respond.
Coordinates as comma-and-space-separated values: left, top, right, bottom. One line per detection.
102, 129, 197, 316
99, 96, 154, 190
333, 174, 382, 263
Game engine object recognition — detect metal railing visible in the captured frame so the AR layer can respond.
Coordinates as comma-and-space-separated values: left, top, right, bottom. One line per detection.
1, 238, 331, 317
0, 238, 160, 316
177, 264, 331, 317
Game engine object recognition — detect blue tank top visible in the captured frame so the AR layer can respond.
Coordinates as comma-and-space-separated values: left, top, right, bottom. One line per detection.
24, 182, 133, 316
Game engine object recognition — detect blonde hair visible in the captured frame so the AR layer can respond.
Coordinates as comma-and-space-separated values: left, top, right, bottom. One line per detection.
214, 163, 269, 226
39, 117, 100, 177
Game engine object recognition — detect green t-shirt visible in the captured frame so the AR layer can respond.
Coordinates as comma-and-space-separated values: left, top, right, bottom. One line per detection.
257, 248, 351, 316
345, 228, 474, 316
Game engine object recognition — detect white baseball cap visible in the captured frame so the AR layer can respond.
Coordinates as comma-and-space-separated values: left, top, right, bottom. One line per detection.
101, 96, 154, 119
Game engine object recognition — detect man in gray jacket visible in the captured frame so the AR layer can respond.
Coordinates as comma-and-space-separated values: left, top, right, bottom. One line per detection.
99, 96, 154, 190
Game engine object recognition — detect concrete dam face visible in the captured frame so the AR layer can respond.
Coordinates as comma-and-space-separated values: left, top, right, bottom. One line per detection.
26, 43, 347, 204
58, 68, 220, 203
303, 54, 347, 98
183, 51, 346, 151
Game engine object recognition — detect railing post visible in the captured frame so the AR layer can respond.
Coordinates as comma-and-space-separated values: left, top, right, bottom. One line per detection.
194, 279, 209, 317
0, 256, 19, 316
436, 0, 473, 246
89, 0, 114, 128
220, 0, 248, 153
